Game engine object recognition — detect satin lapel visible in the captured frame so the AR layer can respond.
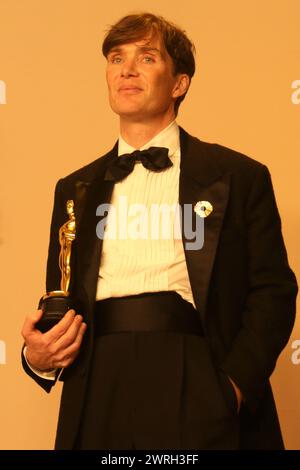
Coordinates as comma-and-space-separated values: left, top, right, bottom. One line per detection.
179, 128, 230, 326
75, 147, 117, 311
74, 180, 91, 228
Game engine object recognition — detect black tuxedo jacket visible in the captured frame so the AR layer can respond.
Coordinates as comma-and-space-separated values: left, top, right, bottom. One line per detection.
22, 127, 297, 449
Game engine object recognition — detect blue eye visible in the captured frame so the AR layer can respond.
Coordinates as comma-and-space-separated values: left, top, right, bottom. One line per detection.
142, 56, 155, 63
111, 56, 122, 64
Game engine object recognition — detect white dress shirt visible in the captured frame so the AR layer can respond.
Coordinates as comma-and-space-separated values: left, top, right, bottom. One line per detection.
96, 120, 196, 308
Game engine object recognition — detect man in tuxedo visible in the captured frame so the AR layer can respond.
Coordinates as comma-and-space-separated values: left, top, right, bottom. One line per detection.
21, 13, 297, 449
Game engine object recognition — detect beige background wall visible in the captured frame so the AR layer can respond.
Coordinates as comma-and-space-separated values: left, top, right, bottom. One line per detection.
0, 0, 299, 449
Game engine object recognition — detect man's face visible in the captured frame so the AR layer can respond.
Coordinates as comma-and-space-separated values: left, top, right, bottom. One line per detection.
105, 33, 185, 121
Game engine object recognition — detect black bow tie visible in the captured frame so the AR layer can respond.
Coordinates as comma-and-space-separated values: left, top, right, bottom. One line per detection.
104, 146, 173, 183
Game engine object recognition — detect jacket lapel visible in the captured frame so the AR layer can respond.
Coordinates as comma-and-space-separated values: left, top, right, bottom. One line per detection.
179, 128, 231, 325
75, 144, 117, 312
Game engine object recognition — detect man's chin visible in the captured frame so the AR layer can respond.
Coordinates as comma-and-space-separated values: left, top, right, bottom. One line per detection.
115, 109, 148, 121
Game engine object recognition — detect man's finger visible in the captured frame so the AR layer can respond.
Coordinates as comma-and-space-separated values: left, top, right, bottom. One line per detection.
44, 310, 76, 342
54, 314, 84, 350
56, 323, 87, 366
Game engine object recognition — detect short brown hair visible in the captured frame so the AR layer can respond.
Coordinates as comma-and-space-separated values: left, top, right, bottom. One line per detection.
102, 13, 196, 115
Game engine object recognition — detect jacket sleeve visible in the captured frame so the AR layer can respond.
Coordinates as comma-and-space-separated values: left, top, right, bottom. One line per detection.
222, 164, 298, 411
21, 178, 66, 392
21, 345, 61, 393
45, 178, 67, 293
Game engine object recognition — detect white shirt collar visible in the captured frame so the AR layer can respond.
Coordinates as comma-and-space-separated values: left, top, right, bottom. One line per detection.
118, 120, 180, 158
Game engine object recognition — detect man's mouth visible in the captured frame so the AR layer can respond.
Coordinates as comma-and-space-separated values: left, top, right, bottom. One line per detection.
119, 86, 143, 94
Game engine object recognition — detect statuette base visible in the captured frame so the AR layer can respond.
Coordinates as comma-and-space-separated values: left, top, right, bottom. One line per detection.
36, 292, 73, 333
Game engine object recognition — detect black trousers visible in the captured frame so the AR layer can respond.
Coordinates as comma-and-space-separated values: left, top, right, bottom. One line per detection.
75, 293, 240, 450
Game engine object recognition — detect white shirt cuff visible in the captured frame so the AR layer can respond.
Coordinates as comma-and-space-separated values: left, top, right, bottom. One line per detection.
23, 346, 57, 381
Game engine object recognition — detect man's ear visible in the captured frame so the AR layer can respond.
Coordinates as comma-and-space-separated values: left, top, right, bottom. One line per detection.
172, 74, 190, 99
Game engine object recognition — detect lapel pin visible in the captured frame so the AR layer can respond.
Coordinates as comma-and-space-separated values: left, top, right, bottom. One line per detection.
194, 200, 213, 218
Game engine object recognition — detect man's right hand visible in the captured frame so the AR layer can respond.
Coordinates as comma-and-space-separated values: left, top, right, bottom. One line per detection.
21, 309, 87, 372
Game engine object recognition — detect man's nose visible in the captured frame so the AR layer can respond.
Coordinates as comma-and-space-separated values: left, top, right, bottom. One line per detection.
121, 58, 139, 77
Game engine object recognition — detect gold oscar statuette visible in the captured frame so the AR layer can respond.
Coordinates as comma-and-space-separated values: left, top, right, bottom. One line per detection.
36, 200, 76, 333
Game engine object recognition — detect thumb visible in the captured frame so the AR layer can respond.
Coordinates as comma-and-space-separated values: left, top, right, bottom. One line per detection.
22, 309, 44, 338
32, 309, 44, 324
